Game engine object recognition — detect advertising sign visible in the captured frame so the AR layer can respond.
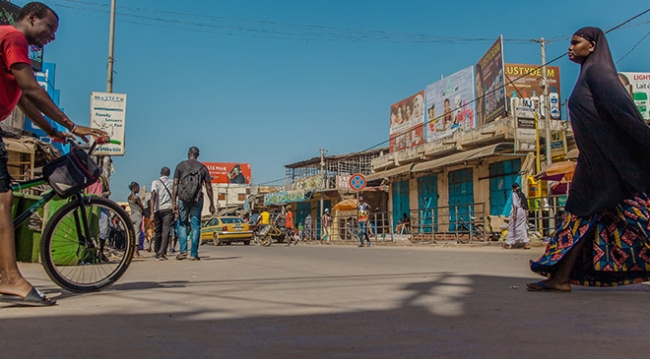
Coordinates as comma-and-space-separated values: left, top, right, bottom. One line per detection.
475, 36, 506, 126
0, 0, 44, 71
264, 190, 306, 205
618, 72, 650, 120
337, 175, 351, 190
515, 115, 536, 152
90, 92, 127, 156
389, 90, 425, 152
425, 66, 476, 142
505, 63, 562, 119
203, 162, 251, 184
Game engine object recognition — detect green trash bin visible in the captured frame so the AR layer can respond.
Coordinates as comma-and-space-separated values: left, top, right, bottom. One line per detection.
14, 192, 45, 263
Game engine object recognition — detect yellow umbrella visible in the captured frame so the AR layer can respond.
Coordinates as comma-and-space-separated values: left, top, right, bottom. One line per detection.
332, 199, 358, 211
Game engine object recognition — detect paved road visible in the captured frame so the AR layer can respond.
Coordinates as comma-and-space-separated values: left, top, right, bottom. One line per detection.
1, 242, 648, 358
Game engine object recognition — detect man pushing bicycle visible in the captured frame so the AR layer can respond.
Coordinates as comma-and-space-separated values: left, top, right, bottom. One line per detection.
0, 2, 105, 306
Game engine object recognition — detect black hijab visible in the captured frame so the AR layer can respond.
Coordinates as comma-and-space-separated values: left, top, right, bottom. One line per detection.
565, 27, 650, 216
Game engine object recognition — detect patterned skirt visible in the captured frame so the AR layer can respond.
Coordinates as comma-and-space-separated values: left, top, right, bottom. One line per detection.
530, 192, 650, 286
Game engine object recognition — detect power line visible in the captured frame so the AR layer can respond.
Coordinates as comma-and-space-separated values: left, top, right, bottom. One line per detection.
616, 29, 650, 64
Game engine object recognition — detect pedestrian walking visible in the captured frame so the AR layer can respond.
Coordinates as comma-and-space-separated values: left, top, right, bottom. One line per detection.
528, 27, 650, 292
150, 167, 175, 261
304, 213, 313, 241
127, 182, 144, 258
321, 209, 332, 244
172, 146, 215, 261
504, 183, 530, 250
357, 197, 371, 247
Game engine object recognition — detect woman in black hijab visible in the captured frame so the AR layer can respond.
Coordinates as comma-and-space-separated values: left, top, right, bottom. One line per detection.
528, 27, 650, 291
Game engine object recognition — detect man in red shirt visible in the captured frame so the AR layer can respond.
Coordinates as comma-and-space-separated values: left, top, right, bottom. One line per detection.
0, 2, 105, 306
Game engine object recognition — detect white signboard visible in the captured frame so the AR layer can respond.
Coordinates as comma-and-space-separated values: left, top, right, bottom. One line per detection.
515, 106, 535, 119
336, 175, 351, 190
90, 92, 127, 156
516, 117, 536, 152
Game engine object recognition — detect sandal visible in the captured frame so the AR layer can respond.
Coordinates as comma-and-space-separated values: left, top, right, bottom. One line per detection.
523, 243, 531, 249
503, 244, 512, 249
0, 287, 57, 307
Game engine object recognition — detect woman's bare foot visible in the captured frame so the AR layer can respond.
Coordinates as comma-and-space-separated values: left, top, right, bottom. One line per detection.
526, 279, 572, 292
0, 276, 34, 298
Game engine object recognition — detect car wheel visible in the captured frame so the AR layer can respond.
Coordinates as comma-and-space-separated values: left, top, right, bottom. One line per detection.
213, 233, 221, 246
243, 240, 250, 245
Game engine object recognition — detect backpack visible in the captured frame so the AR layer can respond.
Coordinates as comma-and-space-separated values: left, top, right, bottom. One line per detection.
177, 161, 203, 203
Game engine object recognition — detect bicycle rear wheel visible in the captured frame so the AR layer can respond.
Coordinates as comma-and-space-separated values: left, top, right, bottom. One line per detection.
40, 196, 135, 293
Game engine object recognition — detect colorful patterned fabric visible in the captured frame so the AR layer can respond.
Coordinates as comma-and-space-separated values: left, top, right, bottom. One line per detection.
530, 192, 650, 286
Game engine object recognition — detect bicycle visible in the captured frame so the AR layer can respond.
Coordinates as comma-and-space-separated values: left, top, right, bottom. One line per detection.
455, 216, 486, 244
253, 224, 275, 247
12, 136, 135, 293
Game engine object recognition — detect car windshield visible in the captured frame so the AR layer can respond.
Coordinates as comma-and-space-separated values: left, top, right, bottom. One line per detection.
221, 218, 243, 224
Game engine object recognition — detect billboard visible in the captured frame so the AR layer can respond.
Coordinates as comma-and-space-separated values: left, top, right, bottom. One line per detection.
90, 92, 127, 156
618, 72, 650, 120
389, 90, 425, 152
0, 0, 44, 71
203, 162, 252, 184
505, 63, 562, 119
475, 36, 506, 126
424, 66, 476, 142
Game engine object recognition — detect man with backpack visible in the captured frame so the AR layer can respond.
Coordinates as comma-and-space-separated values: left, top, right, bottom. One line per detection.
172, 147, 215, 261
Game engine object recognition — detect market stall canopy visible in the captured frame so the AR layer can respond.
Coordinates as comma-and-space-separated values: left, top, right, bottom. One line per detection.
534, 161, 576, 181
332, 198, 358, 211
535, 160, 576, 195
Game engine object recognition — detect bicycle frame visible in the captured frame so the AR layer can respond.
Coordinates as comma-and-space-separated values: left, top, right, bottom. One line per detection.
12, 178, 57, 229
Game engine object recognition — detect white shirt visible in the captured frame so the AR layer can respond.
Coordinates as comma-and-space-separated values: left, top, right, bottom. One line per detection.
151, 176, 173, 212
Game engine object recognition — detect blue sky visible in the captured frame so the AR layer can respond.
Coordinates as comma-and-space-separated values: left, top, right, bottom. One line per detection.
11, 0, 650, 201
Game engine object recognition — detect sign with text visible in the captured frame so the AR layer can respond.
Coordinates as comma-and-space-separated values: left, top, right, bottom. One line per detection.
203, 162, 251, 184
389, 90, 425, 152
90, 92, 127, 156
618, 72, 650, 120
505, 63, 562, 119
337, 175, 351, 190
515, 117, 536, 152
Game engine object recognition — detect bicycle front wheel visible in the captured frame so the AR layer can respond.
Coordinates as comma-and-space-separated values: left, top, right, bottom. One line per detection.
40, 196, 135, 293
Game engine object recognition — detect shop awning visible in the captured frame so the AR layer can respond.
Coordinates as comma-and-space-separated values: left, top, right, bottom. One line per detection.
412, 142, 517, 173
366, 163, 414, 181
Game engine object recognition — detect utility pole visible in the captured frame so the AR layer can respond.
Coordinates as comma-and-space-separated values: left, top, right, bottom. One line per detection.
537, 38, 552, 167
106, 0, 116, 93
319, 148, 326, 221
102, 0, 116, 181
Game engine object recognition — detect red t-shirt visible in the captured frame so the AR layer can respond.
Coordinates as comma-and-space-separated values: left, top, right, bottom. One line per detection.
0, 26, 30, 121
285, 211, 293, 229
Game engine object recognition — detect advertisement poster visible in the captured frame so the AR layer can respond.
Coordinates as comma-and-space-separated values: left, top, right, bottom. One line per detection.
505, 63, 562, 119
90, 92, 127, 156
0, 0, 43, 71
515, 116, 536, 152
618, 72, 650, 120
424, 66, 476, 142
203, 162, 252, 184
389, 90, 425, 152
475, 36, 506, 126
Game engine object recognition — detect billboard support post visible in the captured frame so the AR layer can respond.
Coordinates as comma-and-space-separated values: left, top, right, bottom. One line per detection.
107, 0, 116, 93
536, 37, 553, 167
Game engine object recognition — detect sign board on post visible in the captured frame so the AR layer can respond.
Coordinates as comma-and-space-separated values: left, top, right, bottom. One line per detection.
515, 112, 536, 152
349, 173, 366, 191
90, 92, 127, 156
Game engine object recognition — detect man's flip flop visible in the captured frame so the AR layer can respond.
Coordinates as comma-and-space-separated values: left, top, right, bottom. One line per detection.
526, 281, 571, 292
0, 288, 57, 307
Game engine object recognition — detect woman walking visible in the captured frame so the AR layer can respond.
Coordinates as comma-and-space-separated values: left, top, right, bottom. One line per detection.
528, 27, 650, 292
504, 183, 530, 249
128, 182, 144, 258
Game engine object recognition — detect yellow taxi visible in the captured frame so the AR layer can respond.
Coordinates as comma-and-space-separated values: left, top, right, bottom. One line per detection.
200, 216, 253, 246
